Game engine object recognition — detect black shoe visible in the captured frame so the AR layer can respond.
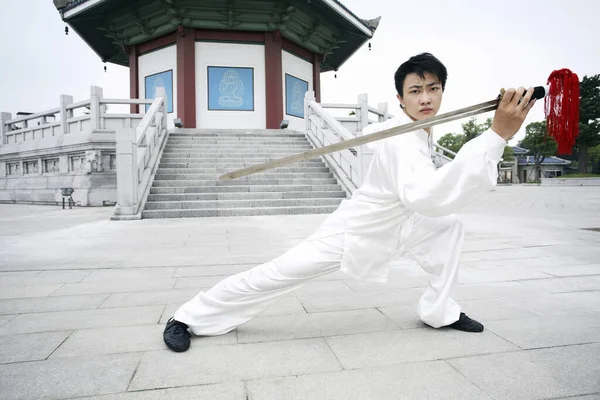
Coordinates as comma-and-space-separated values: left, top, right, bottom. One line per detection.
448, 312, 484, 332
163, 317, 191, 352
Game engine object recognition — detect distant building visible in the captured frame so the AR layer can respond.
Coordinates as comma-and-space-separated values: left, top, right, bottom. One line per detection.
512, 146, 571, 183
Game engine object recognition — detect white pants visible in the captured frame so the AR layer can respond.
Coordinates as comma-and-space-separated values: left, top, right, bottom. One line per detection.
174, 213, 464, 335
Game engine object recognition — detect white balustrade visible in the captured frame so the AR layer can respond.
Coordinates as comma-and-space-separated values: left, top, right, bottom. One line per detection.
305, 92, 392, 195
112, 87, 168, 219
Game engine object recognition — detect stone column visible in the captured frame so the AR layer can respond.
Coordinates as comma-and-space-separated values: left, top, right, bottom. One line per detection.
512, 159, 519, 183
265, 30, 284, 129
60, 95, 74, 135
0, 112, 11, 145
115, 128, 138, 215
90, 86, 103, 131
377, 102, 388, 122
304, 91, 315, 133
127, 46, 139, 114
176, 26, 196, 128
357, 93, 369, 132
312, 53, 322, 103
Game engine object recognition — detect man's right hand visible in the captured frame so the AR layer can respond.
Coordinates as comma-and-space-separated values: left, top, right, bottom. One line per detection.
491, 87, 537, 141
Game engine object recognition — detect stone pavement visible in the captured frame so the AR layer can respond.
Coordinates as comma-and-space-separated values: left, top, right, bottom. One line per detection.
0, 185, 599, 400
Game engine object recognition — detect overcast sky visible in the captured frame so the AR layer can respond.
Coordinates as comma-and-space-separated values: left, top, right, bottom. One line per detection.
1, 0, 598, 143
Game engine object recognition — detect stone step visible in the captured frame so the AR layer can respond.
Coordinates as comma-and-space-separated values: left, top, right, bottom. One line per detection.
142, 205, 340, 218
153, 172, 333, 181
151, 178, 338, 187
149, 184, 343, 194
164, 145, 312, 151
147, 191, 347, 202
144, 129, 345, 219
158, 156, 323, 163
155, 167, 330, 174
158, 162, 326, 169
144, 197, 344, 210
161, 150, 309, 156
166, 139, 310, 145
169, 133, 306, 139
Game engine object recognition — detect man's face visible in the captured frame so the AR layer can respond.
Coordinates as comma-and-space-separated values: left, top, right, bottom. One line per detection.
397, 72, 443, 121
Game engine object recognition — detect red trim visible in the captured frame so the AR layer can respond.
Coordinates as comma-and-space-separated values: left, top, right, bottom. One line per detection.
127, 46, 139, 113
282, 38, 313, 62
138, 32, 177, 55
195, 29, 264, 43
313, 53, 322, 103
176, 26, 196, 128
264, 31, 283, 129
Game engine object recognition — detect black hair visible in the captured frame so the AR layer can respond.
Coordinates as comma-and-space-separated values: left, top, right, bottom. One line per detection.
394, 52, 448, 97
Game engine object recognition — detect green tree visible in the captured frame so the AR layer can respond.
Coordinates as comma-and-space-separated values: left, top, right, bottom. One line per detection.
588, 144, 600, 174
519, 121, 558, 181
502, 146, 515, 162
461, 117, 493, 141
438, 132, 466, 154
437, 117, 493, 156
575, 74, 600, 173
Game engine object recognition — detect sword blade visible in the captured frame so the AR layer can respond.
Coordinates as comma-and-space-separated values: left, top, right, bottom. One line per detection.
219, 98, 499, 181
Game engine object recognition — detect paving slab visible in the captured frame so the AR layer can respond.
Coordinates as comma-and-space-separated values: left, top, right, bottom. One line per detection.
447, 342, 600, 400
376, 305, 425, 329
82, 383, 247, 400
129, 339, 342, 390
246, 360, 492, 400
81, 267, 177, 282
0, 314, 16, 328
0, 331, 71, 364
50, 324, 237, 358
0, 294, 108, 315
0, 283, 63, 300
0, 305, 164, 335
325, 328, 518, 369
505, 291, 600, 315
99, 288, 200, 308
1, 186, 599, 399
237, 309, 399, 343
539, 264, 600, 277
50, 278, 177, 296
486, 312, 600, 349
0, 270, 91, 286
0, 353, 141, 400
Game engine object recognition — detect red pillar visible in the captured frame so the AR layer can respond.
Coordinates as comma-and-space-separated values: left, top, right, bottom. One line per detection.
127, 46, 139, 113
176, 26, 196, 128
313, 53, 322, 103
264, 30, 283, 129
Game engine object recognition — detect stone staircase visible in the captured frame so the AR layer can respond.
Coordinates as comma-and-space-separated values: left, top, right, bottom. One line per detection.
142, 129, 348, 218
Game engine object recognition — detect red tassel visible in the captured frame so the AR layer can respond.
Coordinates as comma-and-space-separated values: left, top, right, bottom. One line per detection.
545, 69, 580, 154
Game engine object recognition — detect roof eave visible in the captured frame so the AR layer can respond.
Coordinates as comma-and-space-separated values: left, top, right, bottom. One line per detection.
63, 0, 107, 18
321, 0, 374, 37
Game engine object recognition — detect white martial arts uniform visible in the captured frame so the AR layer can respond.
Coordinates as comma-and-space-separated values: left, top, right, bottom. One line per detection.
174, 111, 507, 335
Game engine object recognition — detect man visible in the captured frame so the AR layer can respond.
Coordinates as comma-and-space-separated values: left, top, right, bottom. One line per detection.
163, 53, 537, 352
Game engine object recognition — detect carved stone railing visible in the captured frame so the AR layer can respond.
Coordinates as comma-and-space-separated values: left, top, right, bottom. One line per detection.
111, 88, 168, 220
304, 92, 392, 195
321, 93, 393, 135
0, 86, 154, 206
0, 86, 149, 146
431, 143, 456, 168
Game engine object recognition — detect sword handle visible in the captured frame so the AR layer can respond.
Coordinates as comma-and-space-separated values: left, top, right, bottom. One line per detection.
499, 86, 549, 100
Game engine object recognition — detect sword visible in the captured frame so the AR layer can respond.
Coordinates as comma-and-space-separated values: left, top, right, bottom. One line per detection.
218, 86, 548, 181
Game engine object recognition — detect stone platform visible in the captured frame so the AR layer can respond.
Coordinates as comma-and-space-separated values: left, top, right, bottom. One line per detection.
0, 186, 599, 399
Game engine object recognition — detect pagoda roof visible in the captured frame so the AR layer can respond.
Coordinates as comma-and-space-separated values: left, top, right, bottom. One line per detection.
53, 0, 380, 72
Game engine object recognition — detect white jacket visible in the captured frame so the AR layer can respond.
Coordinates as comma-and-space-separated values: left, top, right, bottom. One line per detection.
309, 111, 507, 282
